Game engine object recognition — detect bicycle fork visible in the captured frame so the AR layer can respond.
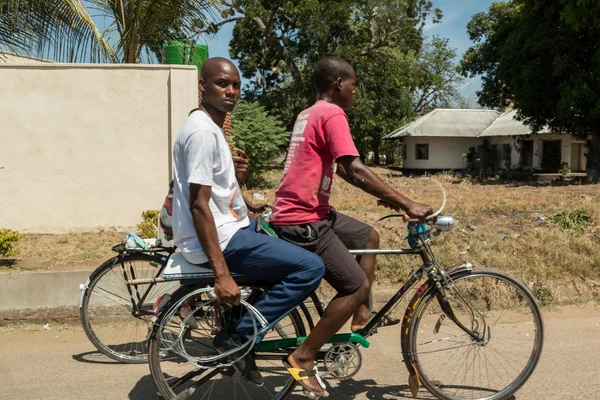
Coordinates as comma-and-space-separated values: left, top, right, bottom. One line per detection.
434, 277, 489, 344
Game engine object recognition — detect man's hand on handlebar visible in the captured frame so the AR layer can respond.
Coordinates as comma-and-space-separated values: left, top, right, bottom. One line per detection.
402, 201, 435, 223
377, 199, 435, 222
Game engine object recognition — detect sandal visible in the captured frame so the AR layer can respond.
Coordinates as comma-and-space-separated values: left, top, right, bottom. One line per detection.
282, 357, 329, 398
352, 311, 400, 333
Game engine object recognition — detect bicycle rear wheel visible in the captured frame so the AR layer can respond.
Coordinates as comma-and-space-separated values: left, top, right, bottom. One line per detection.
408, 268, 543, 400
148, 285, 309, 400
79, 253, 179, 363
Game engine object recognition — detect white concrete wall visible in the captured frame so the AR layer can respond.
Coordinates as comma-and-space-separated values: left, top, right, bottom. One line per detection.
402, 136, 482, 170
0, 63, 198, 233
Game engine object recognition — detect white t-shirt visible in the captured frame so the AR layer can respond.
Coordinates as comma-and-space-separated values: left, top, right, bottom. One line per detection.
172, 109, 249, 264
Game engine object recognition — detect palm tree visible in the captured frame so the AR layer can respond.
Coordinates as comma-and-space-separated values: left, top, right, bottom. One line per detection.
0, 0, 221, 63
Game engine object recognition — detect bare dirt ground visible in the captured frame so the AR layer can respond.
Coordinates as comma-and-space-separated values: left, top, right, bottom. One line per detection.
1, 304, 599, 400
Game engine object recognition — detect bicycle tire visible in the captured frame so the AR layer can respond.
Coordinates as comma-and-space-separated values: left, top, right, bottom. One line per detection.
148, 284, 308, 400
79, 252, 178, 363
298, 292, 323, 332
407, 267, 544, 400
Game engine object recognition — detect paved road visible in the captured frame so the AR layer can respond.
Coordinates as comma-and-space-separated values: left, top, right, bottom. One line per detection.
1, 305, 599, 400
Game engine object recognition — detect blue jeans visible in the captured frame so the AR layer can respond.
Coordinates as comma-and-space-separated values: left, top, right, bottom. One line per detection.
210, 220, 325, 343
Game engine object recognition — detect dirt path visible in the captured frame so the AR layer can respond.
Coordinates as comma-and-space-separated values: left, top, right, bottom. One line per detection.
1, 305, 599, 399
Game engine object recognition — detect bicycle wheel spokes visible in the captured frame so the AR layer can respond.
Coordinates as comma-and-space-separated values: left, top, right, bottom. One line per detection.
81, 255, 179, 363
150, 288, 306, 400
411, 270, 543, 400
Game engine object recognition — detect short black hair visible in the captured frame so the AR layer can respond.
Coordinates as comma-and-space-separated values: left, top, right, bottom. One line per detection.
313, 57, 355, 93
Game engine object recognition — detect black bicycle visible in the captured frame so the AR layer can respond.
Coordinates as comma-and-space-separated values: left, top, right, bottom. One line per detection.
78, 241, 324, 364
142, 213, 544, 400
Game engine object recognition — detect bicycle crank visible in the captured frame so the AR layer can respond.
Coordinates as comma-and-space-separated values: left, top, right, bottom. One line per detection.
322, 343, 362, 380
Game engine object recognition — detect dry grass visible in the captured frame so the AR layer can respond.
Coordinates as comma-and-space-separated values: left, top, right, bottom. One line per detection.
5, 230, 124, 272
250, 168, 600, 304
4, 167, 599, 304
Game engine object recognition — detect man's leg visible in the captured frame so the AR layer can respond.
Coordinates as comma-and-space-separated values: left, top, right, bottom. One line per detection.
351, 228, 380, 331
276, 221, 369, 394
211, 223, 324, 387
221, 226, 325, 343
329, 212, 380, 331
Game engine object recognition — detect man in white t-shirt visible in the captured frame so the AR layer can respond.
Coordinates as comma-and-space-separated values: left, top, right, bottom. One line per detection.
171, 57, 325, 387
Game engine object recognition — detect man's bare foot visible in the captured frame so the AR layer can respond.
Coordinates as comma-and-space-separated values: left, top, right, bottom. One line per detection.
286, 352, 325, 394
350, 306, 373, 332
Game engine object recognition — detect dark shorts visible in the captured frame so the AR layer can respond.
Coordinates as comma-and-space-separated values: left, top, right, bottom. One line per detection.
273, 210, 373, 295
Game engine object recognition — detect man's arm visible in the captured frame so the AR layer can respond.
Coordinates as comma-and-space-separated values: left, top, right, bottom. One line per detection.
242, 193, 268, 214
336, 156, 434, 220
189, 183, 240, 305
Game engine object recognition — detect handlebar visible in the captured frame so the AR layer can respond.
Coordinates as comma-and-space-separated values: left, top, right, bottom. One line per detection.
377, 181, 447, 223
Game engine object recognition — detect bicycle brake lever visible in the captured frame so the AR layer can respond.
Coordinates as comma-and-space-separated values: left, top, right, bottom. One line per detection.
378, 214, 405, 222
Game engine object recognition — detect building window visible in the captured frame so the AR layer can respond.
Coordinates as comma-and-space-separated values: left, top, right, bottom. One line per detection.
415, 144, 429, 160
401, 143, 407, 160
489, 143, 513, 169
521, 140, 533, 167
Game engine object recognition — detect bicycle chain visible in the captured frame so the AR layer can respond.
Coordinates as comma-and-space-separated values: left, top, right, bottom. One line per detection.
260, 343, 363, 381
323, 343, 363, 380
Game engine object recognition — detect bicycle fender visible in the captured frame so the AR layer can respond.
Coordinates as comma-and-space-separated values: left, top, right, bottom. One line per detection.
78, 278, 91, 308
401, 280, 431, 375
78, 255, 121, 308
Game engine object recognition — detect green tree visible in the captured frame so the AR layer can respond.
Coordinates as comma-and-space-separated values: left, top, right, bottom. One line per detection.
205, 0, 461, 163
460, 0, 600, 182
0, 0, 221, 63
349, 36, 462, 163
231, 100, 290, 186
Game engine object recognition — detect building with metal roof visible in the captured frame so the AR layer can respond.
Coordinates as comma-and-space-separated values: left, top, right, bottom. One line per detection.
384, 108, 586, 173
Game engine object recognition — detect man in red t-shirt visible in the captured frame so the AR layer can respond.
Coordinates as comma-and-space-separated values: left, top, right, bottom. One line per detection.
271, 57, 434, 396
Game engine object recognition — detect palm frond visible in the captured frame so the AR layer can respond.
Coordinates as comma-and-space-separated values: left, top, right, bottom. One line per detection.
0, 0, 118, 62
1, 0, 221, 63
91, 0, 222, 63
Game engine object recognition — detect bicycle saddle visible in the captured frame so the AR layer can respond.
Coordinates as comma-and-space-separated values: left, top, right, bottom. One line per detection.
163, 253, 245, 281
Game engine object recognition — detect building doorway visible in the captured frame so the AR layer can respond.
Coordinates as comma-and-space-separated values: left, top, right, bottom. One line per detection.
520, 140, 534, 168
541, 140, 562, 172
570, 143, 583, 172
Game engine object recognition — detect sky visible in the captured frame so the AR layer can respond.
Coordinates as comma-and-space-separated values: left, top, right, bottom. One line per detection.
203, 0, 501, 106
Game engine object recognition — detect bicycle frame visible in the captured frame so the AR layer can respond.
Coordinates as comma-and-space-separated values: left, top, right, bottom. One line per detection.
115, 249, 173, 316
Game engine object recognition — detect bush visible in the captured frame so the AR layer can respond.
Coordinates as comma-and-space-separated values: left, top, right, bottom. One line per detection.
558, 162, 570, 175
0, 229, 21, 258
552, 208, 591, 234
231, 101, 290, 187
136, 210, 159, 239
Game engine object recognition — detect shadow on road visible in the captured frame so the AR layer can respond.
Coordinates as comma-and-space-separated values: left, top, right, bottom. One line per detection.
336, 378, 517, 400
72, 350, 127, 365
126, 374, 520, 400
129, 374, 159, 399
337, 378, 414, 398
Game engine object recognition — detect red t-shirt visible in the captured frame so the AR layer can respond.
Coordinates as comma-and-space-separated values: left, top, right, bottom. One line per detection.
271, 100, 359, 225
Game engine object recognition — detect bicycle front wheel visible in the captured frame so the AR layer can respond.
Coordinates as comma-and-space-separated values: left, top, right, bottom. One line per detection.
79, 253, 179, 363
408, 267, 544, 400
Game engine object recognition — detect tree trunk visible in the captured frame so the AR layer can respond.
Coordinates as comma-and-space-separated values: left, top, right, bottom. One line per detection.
385, 141, 396, 165
586, 124, 600, 183
372, 141, 380, 165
